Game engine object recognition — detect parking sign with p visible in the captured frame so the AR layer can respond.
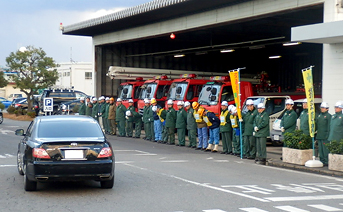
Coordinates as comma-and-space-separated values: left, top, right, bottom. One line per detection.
43, 98, 53, 112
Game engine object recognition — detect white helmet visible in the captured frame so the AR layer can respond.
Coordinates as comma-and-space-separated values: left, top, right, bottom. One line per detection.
99, 96, 105, 100
231, 106, 237, 114
125, 111, 131, 116
92, 97, 97, 101
167, 99, 173, 105
228, 105, 234, 111
80, 97, 85, 101
303, 98, 307, 103
128, 99, 134, 103
184, 101, 191, 107
152, 106, 157, 112
117, 98, 122, 102
257, 103, 265, 109
335, 101, 343, 108
246, 99, 254, 105
144, 99, 150, 104
285, 99, 294, 105
320, 102, 329, 108
105, 97, 110, 101
221, 101, 228, 106
177, 101, 184, 106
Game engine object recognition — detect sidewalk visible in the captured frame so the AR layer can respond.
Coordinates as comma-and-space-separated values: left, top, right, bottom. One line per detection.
266, 146, 343, 178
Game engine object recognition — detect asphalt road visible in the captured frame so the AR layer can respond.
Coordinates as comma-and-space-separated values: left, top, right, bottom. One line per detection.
1, 118, 343, 212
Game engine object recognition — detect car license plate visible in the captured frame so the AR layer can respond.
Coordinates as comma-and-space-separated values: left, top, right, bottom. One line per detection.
64, 150, 84, 159
274, 135, 280, 140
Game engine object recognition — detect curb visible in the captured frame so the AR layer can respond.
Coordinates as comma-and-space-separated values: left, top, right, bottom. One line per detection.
267, 159, 343, 178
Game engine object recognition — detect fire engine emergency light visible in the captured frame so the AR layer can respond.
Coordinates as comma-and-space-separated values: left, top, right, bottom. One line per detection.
180, 74, 197, 79
136, 77, 144, 81
210, 76, 230, 81
154, 75, 168, 80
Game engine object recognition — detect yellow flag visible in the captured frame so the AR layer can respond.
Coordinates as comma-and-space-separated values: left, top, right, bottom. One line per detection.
302, 68, 315, 137
229, 71, 242, 120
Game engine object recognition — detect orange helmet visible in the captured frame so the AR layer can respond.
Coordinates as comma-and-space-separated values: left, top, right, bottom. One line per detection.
192, 102, 199, 109
110, 97, 114, 101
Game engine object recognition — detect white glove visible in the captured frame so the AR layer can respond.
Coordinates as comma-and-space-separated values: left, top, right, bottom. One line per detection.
254, 127, 259, 132
253, 132, 255, 136
239, 119, 243, 122
125, 116, 128, 120
281, 127, 285, 132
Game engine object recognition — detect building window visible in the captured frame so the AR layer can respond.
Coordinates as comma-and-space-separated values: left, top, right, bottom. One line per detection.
63, 72, 66, 77
66, 72, 70, 77
85, 72, 92, 79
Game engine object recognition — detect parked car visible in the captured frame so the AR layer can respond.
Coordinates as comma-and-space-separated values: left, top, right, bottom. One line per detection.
11, 97, 39, 114
8, 93, 23, 101
270, 98, 322, 144
0, 109, 3, 124
0, 97, 11, 108
15, 115, 115, 191
57, 99, 82, 115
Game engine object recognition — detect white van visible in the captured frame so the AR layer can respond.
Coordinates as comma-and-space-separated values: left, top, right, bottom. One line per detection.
242, 96, 290, 140
270, 98, 322, 145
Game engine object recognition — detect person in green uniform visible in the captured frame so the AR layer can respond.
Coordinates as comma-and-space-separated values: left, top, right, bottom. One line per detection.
176, 101, 187, 146
328, 101, 343, 142
254, 103, 269, 165
108, 97, 116, 135
230, 106, 241, 156
316, 102, 331, 166
280, 99, 297, 146
91, 97, 99, 121
165, 99, 176, 145
220, 101, 233, 154
243, 99, 258, 159
104, 97, 111, 134
115, 98, 127, 137
85, 97, 92, 117
98, 96, 106, 132
126, 99, 135, 137
185, 101, 197, 148
78, 97, 86, 115
142, 99, 152, 140
157, 105, 167, 143
132, 106, 142, 138
299, 99, 310, 136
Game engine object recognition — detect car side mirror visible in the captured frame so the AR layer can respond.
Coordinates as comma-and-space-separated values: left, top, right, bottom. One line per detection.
15, 129, 25, 136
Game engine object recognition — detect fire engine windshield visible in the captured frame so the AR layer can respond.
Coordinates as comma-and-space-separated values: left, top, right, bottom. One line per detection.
198, 84, 221, 105
167, 82, 188, 100
139, 83, 157, 99
119, 85, 133, 99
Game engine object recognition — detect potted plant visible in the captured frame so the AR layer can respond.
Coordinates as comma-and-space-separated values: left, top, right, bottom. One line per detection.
282, 130, 312, 165
326, 140, 343, 171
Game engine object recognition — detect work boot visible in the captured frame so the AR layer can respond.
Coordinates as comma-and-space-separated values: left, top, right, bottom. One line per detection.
205, 144, 213, 151
257, 159, 266, 165
212, 145, 219, 153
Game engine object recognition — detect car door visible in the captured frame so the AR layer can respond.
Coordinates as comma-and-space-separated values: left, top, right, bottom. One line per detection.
18, 121, 34, 165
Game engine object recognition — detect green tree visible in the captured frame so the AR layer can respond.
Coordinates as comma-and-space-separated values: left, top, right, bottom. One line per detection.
6, 46, 58, 112
0, 71, 8, 88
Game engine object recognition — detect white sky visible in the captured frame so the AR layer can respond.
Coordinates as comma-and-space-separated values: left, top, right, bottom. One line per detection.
0, 0, 148, 67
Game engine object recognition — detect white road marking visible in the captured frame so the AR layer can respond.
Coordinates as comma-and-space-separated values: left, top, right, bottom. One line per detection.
159, 157, 166, 160
124, 163, 270, 202
207, 157, 213, 160
214, 160, 229, 163
0, 129, 14, 134
203, 210, 226, 212
0, 165, 16, 167
265, 194, 343, 202
115, 161, 134, 164
274, 205, 309, 212
6, 126, 19, 128
308, 204, 343, 211
239, 208, 268, 212
0, 155, 6, 158
113, 149, 157, 156
5, 154, 14, 157
161, 160, 188, 163
221, 185, 275, 195
234, 161, 244, 164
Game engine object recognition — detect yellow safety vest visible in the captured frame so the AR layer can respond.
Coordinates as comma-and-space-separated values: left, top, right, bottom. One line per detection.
230, 114, 239, 128
193, 107, 205, 123
203, 116, 212, 127
220, 110, 229, 126
157, 109, 165, 122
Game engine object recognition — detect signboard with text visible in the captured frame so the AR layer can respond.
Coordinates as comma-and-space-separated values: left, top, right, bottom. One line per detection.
43, 98, 53, 112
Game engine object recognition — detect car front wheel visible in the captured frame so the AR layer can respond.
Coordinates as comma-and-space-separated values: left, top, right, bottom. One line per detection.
0, 113, 3, 124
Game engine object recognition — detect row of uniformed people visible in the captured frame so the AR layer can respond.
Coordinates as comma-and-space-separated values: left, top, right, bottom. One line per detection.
79, 96, 117, 135
279, 98, 343, 166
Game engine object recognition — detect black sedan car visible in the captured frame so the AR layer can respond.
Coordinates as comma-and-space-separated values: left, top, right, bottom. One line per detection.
16, 115, 115, 191
0, 109, 3, 124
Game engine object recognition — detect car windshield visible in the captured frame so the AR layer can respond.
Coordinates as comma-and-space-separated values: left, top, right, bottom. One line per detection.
198, 84, 222, 105
139, 83, 157, 100
167, 82, 188, 100
119, 85, 133, 99
38, 120, 104, 138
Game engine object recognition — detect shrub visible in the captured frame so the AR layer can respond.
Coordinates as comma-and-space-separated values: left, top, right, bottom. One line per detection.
0, 103, 4, 110
284, 130, 312, 150
14, 110, 19, 116
326, 140, 343, 155
7, 106, 15, 114
27, 111, 36, 118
